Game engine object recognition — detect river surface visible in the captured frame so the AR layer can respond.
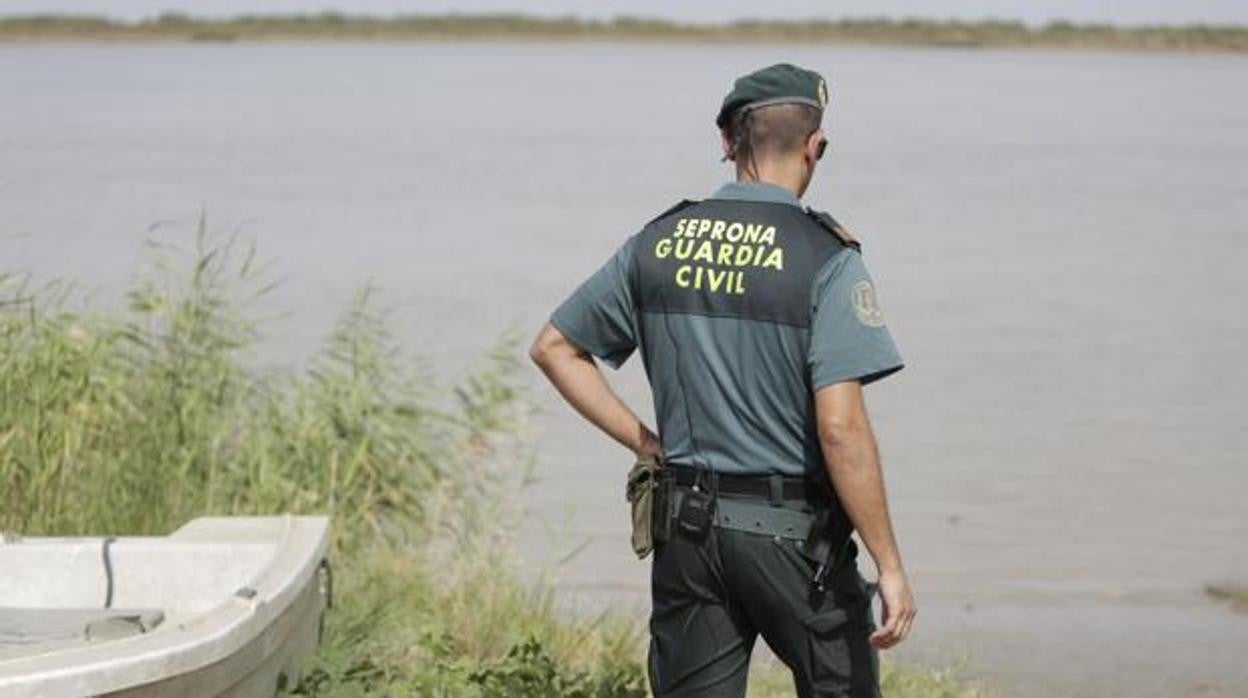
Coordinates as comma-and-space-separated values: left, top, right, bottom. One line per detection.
3, 41, 1247, 697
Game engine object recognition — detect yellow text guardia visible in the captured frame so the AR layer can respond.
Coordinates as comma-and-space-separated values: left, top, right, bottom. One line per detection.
657, 217, 785, 296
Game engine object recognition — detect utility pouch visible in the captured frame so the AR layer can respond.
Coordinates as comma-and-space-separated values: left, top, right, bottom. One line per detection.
676, 487, 716, 542
626, 454, 664, 559
652, 467, 674, 546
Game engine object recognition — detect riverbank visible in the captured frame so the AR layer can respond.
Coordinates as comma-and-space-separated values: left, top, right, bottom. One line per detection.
1206, 584, 1248, 613
1, 13, 1246, 53
0, 231, 983, 696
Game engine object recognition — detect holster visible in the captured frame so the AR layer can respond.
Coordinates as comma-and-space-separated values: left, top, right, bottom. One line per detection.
802, 506, 855, 589
626, 455, 672, 559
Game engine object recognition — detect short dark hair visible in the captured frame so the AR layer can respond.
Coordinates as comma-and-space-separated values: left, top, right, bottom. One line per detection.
727, 103, 822, 177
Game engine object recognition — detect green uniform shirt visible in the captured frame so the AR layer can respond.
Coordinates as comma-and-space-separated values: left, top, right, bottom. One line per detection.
551, 181, 903, 476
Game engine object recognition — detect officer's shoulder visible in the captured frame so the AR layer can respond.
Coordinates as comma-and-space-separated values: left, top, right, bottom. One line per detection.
644, 199, 700, 227
803, 207, 862, 253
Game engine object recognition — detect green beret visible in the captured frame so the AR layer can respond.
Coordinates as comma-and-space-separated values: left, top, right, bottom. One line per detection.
715, 63, 829, 130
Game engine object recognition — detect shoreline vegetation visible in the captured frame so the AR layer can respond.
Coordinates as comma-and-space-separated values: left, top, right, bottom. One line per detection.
0, 12, 1246, 53
1, 225, 983, 696
1205, 584, 1248, 613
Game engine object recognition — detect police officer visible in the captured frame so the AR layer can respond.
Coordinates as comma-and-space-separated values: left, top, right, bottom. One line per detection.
530, 63, 915, 697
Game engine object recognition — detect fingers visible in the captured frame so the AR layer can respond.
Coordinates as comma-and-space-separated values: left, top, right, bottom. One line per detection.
868, 585, 916, 649
638, 426, 664, 464
868, 598, 903, 649
872, 607, 915, 648
885, 605, 915, 649
868, 600, 896, 648
898, 600, 917, 642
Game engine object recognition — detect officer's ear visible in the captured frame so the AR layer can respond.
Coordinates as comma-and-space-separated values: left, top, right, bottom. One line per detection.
720, 129, 735, 162
805, 128, 828, 165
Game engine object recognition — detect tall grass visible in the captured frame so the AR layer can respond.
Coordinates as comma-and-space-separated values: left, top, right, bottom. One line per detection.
1, 222, 645, 694
3, 230, 465, 546
1, 221, 982, 696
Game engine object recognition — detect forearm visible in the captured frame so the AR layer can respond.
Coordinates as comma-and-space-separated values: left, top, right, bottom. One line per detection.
821, 425, 904, 575
530, 325, 654, 455
814, 382, 915, 646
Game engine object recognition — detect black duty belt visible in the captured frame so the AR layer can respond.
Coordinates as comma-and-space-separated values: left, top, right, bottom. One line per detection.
668, 464, 825, 504
668, 487, 815, 539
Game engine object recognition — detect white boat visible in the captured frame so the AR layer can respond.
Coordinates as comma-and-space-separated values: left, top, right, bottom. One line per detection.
0, 516, 331, 698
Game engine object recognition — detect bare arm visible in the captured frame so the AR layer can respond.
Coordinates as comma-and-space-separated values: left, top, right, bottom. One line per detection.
529, 322, 660, 459
815, 380, 916, 648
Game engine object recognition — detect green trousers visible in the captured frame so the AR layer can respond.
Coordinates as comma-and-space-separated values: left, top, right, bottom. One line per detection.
647, 521, 880, 697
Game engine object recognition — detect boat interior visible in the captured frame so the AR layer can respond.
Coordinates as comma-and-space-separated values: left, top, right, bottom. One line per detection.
1, 520, 299, 662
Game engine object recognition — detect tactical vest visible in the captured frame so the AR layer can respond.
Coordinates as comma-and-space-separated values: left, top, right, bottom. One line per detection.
631, 198, 858, 330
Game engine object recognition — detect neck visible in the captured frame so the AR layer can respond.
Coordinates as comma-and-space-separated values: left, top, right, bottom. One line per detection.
735, 158, 807, 199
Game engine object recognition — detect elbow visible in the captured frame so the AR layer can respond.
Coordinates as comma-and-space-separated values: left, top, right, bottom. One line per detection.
529, 323, 573, 370
528, 335, 553, 369
817, 413, 870, 452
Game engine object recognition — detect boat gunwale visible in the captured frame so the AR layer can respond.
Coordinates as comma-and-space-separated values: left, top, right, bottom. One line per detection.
0, 515, 330, 697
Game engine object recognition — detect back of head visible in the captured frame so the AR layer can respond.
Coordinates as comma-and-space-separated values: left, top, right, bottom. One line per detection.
715, 63, 829, 185
727, 103, 822, 179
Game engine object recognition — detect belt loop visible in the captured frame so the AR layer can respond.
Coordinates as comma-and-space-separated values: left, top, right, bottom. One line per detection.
768, 474, 783, 507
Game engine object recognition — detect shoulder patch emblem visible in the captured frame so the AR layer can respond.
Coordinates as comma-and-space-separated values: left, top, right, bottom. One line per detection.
851, 280, 885, 328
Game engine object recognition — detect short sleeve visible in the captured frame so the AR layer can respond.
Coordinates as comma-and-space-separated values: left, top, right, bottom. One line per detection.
549, 236, 640, 369
808, 249, 904, 389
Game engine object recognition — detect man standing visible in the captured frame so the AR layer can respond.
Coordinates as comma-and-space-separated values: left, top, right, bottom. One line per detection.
530, 63, 915, 697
